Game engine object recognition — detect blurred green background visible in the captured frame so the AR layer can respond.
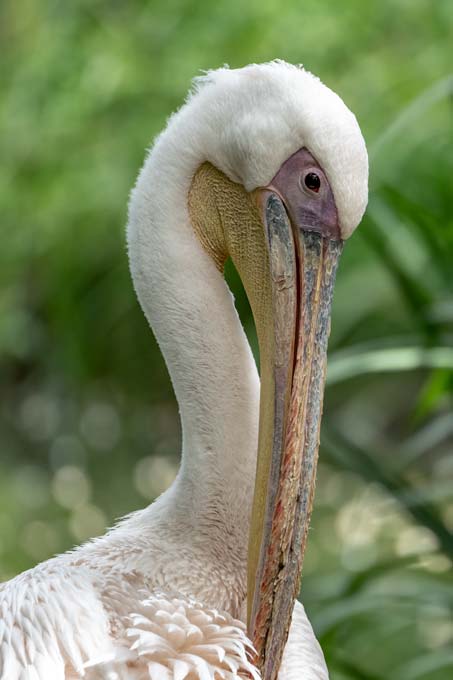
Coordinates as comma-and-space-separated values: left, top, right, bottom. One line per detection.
1, 1, 452, 678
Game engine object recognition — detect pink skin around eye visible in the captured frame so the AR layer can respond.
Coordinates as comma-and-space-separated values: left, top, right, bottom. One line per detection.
266, 147, 340, 240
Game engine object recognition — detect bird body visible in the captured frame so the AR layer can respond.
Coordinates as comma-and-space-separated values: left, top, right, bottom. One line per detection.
0, 61, 368, 680
0, 489, 325, 679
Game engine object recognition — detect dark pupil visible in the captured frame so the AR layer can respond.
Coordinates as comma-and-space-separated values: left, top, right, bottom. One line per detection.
304, 172, 321, 192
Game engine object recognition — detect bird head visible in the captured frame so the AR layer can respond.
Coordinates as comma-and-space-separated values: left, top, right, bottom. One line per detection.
187, 60, 367, 238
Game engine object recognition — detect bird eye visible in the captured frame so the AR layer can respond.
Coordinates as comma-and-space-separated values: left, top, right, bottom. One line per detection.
304, 172, 321, 193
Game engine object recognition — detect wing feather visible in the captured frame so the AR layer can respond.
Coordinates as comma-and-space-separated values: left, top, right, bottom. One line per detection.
0, 561, 115, 680
278, 600, 329, 680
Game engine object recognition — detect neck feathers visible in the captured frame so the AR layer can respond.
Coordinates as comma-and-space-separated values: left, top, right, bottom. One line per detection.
127, 133, 260, 536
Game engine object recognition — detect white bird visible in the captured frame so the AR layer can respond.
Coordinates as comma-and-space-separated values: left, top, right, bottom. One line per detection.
0, 61, 368, 680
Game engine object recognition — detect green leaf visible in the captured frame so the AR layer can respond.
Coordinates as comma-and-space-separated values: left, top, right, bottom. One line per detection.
327, 347, 453, 385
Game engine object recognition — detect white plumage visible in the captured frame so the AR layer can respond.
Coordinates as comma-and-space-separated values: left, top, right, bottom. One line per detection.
0, 61, 368, 679
0, 555, 323, 679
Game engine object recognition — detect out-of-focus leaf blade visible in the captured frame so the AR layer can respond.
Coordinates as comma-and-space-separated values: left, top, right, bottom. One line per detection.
327, 347, 453, 385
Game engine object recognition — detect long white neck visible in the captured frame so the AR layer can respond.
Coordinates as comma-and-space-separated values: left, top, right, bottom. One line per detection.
127, 124, 260, 542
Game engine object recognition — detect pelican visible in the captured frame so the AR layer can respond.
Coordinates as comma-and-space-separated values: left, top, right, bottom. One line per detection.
0, 61, 368, 680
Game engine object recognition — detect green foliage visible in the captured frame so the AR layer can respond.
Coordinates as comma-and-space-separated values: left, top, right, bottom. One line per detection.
1, 1, 452, 677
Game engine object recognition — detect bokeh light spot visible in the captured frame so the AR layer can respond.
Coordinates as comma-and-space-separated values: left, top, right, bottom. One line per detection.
133, 455, 177, 499
395, 526, 440, 557
52, 465, 91, 509
69, 503, 107, 542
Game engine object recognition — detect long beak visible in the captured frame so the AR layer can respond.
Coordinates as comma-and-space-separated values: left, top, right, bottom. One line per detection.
247, 191, 342, 680
187, 158, 341, 679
